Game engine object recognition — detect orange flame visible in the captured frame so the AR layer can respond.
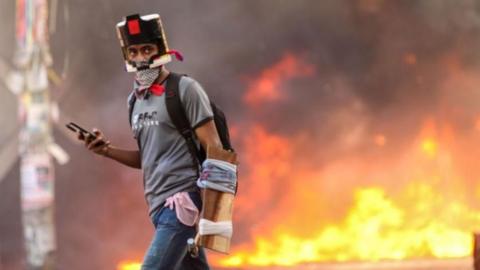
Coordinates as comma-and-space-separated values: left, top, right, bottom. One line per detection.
116, 261, 141, 270
243, 53, 315, 107
221, 183, 479, 267
421, 138, 437, 158
210, 118, 480, 268
374, 134, 386, 146
208, 51, 480, 267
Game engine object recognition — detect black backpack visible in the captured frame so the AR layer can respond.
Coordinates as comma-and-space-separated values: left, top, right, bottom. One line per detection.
128, 72, 234, 171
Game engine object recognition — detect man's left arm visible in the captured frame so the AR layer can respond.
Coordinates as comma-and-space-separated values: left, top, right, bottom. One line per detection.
181, 78, 222, 150
194, 120, 222, 150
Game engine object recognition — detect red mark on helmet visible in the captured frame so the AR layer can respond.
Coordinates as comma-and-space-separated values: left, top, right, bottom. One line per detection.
128, 20, 140, 35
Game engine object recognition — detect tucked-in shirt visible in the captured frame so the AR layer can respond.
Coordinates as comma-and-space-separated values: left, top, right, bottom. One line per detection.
128, 76, 213, 217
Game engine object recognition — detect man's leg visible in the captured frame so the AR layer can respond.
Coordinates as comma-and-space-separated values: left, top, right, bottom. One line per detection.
141, 206, 209, 270
177, 192, 210, 270
178, 247, 209, 270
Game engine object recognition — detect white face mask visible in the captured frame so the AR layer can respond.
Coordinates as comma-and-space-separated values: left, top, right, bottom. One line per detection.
134, 65, 160, 91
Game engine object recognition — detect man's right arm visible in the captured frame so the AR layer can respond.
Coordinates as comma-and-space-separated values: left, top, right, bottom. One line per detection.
80, 129, 142, 169
103, 146, 141, 169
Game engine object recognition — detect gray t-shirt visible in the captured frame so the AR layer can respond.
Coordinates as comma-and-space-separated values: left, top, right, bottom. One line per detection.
128, 76, 213, 217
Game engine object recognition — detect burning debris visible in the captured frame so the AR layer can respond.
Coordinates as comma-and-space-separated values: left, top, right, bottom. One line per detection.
210, 44, 480, 267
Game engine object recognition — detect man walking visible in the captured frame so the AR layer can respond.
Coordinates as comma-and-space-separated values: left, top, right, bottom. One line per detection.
79, 13, 221, 269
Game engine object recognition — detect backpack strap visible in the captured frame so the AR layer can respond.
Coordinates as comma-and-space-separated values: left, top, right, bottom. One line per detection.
210, 102, 233, 151
127, 92, 137, 127
165, 72, 204, 174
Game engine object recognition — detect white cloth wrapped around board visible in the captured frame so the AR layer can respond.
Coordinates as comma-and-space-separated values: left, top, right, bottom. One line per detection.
198, 219, 233, 238
197, 158, 237, 194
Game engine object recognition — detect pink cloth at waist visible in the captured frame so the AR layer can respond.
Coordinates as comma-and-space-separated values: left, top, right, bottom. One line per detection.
164, 192, 199, 226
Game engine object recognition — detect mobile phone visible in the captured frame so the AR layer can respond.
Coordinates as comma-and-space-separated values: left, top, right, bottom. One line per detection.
66, 122, 96, 138
66, 122, 105, 147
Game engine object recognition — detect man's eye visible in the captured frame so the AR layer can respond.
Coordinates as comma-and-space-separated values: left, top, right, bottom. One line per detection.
128, 49, 138, 56
142, 47, 152, 54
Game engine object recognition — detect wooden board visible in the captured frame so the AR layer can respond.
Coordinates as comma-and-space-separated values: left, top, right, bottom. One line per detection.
198, 146, 237, 254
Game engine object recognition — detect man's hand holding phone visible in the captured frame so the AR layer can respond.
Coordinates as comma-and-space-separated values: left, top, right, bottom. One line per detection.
66, 122, 111, 156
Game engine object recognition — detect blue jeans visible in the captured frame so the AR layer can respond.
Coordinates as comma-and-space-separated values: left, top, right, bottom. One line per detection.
141, 192, 210, 270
